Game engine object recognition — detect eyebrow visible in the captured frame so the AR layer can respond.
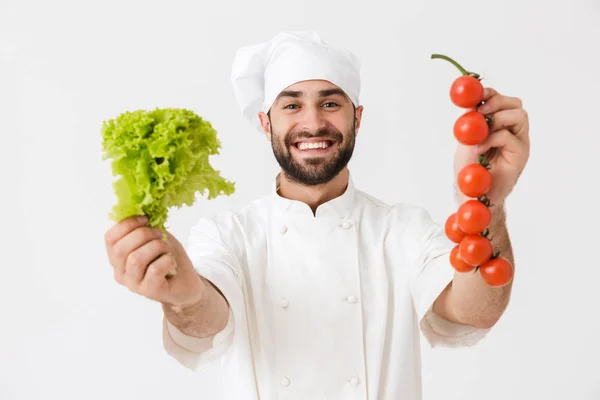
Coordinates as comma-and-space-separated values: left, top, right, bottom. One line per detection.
275, 88, 349, 102
317, 88, 347, 98
277, 90, 303, 99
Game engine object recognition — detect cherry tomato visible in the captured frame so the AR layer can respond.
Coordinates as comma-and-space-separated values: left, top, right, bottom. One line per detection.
450, 76, 484, 109
454, 111, 489, 146
445, 213, 466, 243
457, 163, 492, 198
450, 244, 475, 273
459, 235, 492, 266
480, 257, 513, 287
457, 200, 492, 234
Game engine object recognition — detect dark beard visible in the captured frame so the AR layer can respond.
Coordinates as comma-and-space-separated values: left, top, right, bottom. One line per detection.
270, 121, 356, 186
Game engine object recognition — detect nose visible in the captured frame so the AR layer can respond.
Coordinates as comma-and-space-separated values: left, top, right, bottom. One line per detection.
301, 106, 327, 133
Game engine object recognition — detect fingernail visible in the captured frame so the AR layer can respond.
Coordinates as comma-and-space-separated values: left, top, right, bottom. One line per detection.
478, 104, 490, 113
138, 215, 148, 224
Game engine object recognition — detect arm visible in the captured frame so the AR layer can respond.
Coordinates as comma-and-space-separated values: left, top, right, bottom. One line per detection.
433, 203, 513, 329
162, 276, 230, 338
105, 215, 238, 368
435, 85, 530, 329
161, 214, 243, 370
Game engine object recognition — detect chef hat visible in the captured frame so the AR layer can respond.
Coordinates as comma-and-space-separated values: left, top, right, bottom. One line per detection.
231, 31, 361, 132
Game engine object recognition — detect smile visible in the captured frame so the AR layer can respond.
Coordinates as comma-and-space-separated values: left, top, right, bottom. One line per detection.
294, 140, 334, 151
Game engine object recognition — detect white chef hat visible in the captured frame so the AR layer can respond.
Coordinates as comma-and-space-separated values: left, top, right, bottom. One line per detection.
231, 31, 361, 132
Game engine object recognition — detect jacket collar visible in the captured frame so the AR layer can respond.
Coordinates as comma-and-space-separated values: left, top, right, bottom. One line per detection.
269, 171, 356, 219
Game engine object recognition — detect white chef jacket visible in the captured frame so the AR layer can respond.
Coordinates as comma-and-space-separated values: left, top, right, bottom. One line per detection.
162, 172, 490, 400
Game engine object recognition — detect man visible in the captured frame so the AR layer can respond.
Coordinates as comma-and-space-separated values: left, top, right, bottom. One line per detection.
104, 31, 530, 399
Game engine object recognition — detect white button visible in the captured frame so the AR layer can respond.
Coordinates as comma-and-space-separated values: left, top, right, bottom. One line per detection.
279, 224, 287, 234
281, 298, 289, 308
340, 220, 352, 229
346, 296, 357, 304
349, 377, 359, 386
281, 377, 290, 387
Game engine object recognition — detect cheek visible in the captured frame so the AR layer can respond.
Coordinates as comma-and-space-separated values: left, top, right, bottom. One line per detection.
271, 113, 293, 129
273, 128, 294, 148
331, 112, 355, 132
272, 130, 292, 150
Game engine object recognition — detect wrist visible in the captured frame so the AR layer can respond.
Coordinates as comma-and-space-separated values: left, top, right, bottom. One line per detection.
490, 201, 506, 220
163, 273, 206, 312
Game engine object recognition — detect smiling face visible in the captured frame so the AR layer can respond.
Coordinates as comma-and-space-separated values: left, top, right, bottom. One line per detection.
258, 80, 363, 186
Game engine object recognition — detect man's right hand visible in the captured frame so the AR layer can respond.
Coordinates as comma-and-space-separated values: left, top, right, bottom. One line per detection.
104, 215, 204, 308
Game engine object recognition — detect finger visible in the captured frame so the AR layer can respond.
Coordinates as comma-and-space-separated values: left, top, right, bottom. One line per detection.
477, 129, 525, 155
487, 108, 529, 139
104, 215, 148, 249
139, 253, 178, 299
481, 87, 498, 101
478, 91, 523, 114
110, 226, 163, 276
114, 268, 125, 286
124, 237, 170, 288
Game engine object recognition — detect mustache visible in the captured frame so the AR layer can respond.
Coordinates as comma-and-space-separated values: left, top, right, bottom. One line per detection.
285, 128, 344, 147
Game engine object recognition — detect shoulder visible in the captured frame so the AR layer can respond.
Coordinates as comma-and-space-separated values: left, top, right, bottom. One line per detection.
354, 189, 441, 241
186, 202, 261, 266
355, 189, 436, 224
190, 194, 270, 239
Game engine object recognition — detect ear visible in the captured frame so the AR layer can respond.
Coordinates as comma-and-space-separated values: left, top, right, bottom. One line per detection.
258, 112, 272, 141
354, 105, 364, 136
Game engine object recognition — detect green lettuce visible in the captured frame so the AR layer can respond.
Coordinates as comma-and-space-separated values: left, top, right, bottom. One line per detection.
101, 108, 235, 231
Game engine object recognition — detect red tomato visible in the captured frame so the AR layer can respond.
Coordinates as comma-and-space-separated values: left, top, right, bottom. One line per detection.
459, 235, 492, 266
457, 200, 492, 234
454, 111, 489, 146
480, 257, 513, 287
445, 213, 466, 243
457, 163, 492, 198
450, 76, 484, 109
450, 244, 475, 273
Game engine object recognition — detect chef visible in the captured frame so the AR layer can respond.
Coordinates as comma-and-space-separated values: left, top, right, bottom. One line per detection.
104, 31, 530, 400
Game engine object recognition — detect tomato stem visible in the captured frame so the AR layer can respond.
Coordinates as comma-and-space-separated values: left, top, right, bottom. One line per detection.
485, 114, 493, 127
478, 154, 490, 168
431, 54, 480, 78
477, 194, 492, 207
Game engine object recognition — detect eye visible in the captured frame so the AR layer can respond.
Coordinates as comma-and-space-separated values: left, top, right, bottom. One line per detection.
323, 102, 339, 108
284, 104, 299, 109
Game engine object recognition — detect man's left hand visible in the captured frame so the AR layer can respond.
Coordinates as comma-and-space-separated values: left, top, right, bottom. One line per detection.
454, 87, 531, 205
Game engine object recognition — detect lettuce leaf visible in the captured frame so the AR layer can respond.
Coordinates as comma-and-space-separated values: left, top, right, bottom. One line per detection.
101, 108, 235, 231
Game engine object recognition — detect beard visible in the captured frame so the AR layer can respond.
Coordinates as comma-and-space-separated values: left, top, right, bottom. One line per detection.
270, 120, 356, 186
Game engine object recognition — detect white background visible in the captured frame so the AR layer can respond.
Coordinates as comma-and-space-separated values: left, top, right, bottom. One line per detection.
1, 0, 599, 399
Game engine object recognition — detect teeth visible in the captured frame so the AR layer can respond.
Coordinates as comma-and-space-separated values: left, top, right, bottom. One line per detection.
298, 141, 330, 150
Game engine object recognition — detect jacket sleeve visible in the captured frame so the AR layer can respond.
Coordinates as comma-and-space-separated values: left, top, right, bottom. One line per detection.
162, 214, 246, 371
393, 204, 491, 348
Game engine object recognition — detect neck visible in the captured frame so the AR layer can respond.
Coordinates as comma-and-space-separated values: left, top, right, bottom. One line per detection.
277, 168, 350, 214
